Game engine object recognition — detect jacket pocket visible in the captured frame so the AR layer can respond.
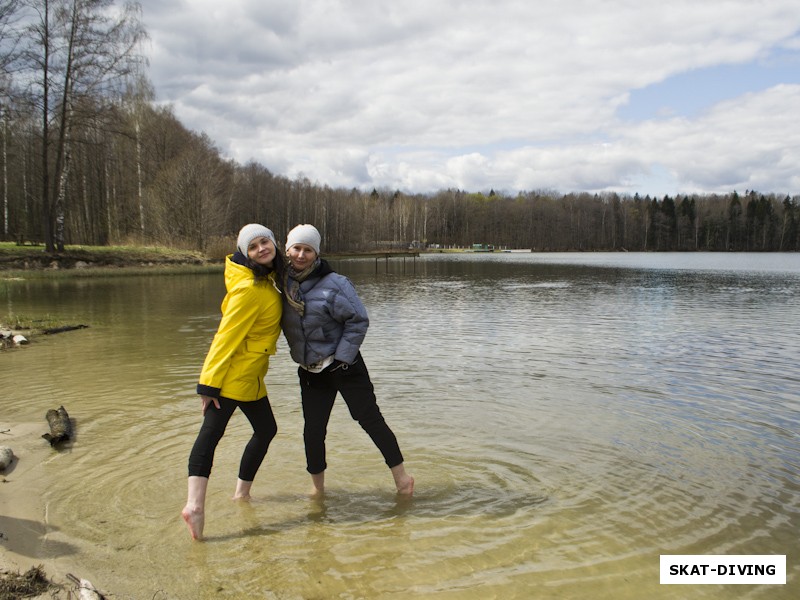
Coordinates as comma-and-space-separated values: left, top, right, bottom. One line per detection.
245, 338, 276, 354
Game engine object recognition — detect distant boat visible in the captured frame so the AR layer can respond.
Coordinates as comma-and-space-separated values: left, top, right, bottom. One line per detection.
502, 248, 532, 253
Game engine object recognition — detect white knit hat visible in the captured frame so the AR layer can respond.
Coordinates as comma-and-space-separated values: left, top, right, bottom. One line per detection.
236, 224, 277, 255
285, 224, 321, 255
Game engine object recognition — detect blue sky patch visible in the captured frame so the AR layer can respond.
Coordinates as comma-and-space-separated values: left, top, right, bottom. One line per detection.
618, 50, 800, 121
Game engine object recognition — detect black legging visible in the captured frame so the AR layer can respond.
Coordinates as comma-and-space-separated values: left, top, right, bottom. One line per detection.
187, 395, 277, 481
298, 354, 403, 474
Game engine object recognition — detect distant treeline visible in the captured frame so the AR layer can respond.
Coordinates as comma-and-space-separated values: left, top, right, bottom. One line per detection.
1, 1, 797, 254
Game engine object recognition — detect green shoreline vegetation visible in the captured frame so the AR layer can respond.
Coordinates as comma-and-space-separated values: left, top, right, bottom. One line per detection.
0, 241, 215, 277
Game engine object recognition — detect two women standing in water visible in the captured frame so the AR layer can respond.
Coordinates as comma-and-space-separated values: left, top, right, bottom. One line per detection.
182, 223, 413, 541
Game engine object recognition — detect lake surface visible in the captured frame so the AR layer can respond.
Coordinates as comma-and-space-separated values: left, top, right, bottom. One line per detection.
1, 252, 798, 599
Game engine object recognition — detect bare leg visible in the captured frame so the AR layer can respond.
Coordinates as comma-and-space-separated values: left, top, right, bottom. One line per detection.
233, 478, 253, 501
391, 463, 414, 496
181, 476, 209, 540
310, 471, 325, 497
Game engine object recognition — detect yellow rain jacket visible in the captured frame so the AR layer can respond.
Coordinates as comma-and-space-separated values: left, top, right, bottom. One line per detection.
197, 255, 282, 401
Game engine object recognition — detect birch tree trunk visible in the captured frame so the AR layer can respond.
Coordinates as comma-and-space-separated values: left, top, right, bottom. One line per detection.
136, 118, 144, 240
2, 110, 7, 239
53, 113, 72, 251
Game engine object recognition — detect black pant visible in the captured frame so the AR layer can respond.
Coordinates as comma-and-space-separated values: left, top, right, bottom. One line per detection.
299, 354, 403, 474
187, 395, 277, 481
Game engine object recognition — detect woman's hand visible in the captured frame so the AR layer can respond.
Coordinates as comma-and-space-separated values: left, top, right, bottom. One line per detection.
200, 395, 221, 415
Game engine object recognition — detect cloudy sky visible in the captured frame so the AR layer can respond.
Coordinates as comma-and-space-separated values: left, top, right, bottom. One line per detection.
137, 0, 800, 197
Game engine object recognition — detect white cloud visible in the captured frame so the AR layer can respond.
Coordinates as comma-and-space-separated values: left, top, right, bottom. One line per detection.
620, 84, 800, 194
139, 0, 800, 196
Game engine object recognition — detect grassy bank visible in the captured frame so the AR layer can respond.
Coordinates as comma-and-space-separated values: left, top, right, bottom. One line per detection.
0, 241, 220, 278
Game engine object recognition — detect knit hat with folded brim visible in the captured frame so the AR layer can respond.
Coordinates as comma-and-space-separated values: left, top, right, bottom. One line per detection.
237, 223, 277, 255
285, 224, 321, 255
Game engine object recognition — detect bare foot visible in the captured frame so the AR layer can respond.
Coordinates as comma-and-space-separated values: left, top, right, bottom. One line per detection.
181, 505, 204, 541
310, 472, 325, 497
396, 475, 414, 496
233, 478, 253, 501
390, 464, 414, 496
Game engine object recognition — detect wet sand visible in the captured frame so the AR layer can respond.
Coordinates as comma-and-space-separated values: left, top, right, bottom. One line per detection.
0, 421, 88, 598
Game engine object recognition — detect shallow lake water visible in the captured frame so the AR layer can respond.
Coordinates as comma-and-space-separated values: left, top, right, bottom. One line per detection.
1, 252, 798, 599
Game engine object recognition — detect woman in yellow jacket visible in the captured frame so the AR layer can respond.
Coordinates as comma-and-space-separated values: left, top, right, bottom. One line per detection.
182, 224, 283, 541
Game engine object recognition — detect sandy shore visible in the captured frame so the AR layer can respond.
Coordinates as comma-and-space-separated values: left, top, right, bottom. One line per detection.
0, 421, 88, 598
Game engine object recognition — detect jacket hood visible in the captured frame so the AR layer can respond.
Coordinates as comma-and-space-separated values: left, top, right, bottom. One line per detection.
314, 258, 335, 278
225, 253, 257, 292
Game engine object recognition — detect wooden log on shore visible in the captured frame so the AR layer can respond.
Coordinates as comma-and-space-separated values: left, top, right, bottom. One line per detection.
42, 406, 73, 446
43, 324, 89, 335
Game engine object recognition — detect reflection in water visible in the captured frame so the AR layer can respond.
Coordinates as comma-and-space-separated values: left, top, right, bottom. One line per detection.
1, 253, 799, 599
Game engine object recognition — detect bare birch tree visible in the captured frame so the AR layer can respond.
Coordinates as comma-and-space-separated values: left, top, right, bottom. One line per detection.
20, 0, 145, 251
0, 0, 21, 239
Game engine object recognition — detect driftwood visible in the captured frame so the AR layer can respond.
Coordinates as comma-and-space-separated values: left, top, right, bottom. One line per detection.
0, 446, 13, 470
43, 324, 89, 335
42, 406, 73, 446
66, 573, 105, 599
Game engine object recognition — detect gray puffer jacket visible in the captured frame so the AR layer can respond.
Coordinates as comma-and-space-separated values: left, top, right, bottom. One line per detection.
281, 259, 369, 367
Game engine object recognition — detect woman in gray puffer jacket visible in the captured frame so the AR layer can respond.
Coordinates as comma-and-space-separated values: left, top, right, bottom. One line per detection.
281, 224, 414, 497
